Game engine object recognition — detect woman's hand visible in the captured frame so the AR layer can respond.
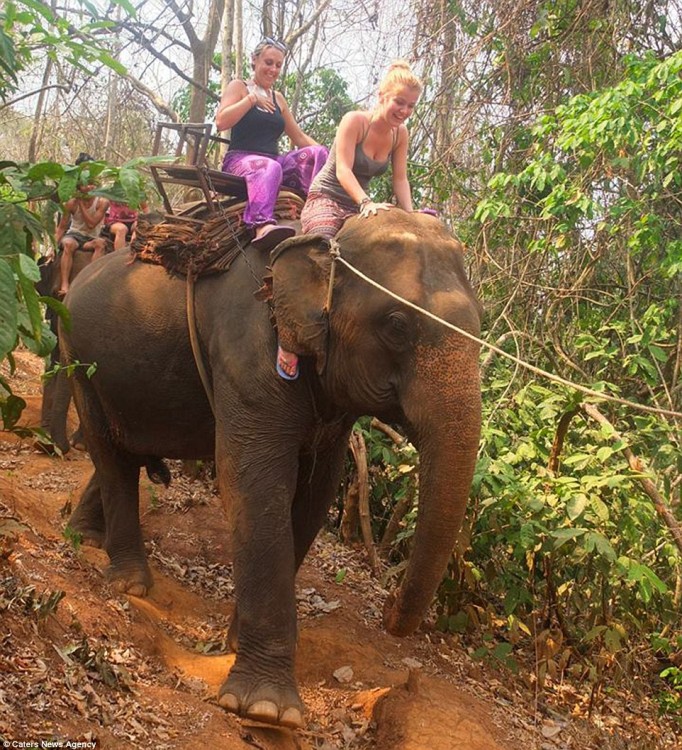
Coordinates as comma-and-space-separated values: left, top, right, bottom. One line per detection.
360, 200, 393, 218
252, 92, 276, 113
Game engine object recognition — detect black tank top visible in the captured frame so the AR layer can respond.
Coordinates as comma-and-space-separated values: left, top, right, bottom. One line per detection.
229, 87, 285, 155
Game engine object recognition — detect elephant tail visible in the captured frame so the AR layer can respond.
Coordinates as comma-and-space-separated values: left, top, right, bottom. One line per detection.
145, 457, 171, 487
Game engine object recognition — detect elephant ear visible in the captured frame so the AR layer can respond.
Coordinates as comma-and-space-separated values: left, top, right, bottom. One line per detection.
270, 234, 333, 375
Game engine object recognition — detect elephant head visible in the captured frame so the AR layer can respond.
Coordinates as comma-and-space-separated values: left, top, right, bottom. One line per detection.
269, 210, 482, 637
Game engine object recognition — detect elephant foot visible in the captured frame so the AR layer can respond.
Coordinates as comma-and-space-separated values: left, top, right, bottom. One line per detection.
106, 563, 153, 597
227, 615, 239, 652
217, 672, 304, 729
70, 432, 87, 451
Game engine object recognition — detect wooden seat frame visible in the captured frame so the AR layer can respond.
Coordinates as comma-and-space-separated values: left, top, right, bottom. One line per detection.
150, 122, 247, 215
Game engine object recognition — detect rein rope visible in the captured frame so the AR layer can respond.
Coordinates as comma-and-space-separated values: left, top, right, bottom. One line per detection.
334, 255, 682, 421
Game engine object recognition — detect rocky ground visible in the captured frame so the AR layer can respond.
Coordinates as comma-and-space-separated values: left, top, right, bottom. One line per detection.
0, 351, 679, 749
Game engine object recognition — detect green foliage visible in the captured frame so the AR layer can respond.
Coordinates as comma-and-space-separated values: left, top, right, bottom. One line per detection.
63, 525, 83, 552
0, 0, 134, 103
280, 67, 355, 147
348, 417, 418, 552
475, 51, 682, 284
0, 157, 152, 433
658, 666, 682, 721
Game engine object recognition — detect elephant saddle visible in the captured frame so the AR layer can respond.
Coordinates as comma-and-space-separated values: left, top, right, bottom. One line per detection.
130, 192, 304, 278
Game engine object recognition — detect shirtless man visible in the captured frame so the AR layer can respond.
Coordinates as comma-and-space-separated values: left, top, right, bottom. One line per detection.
55, 181, 109, 297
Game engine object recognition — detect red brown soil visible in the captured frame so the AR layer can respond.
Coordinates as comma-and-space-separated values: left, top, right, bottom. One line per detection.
0, 352, 678, 749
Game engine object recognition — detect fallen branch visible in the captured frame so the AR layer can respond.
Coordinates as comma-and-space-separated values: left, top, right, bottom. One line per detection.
340, 477, 359, 544
379, 485, 415, 554
370, 418, 405, 446
349, 430, 381, 576
580, 403, 682, 555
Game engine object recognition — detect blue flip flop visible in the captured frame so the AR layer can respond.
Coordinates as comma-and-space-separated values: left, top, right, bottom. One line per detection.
276, 345, 299, 381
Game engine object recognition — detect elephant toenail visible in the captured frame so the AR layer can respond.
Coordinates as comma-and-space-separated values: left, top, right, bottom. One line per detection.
246, 700, 279, 724
218, 692, 240, 713
280, 706, 304, 728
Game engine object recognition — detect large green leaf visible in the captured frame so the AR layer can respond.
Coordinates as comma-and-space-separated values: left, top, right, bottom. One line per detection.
1, 392, 26, 430
57, 171, 79, 202
16, 261, 44, 342
0, 259, 18, 360
27, 161, 65, 181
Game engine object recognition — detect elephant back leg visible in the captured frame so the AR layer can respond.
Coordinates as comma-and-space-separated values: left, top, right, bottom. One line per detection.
68, 471, 106, 547
70, 367, 150, 596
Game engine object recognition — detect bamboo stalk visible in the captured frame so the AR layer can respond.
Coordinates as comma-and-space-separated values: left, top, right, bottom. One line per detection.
349, 431, 381, 576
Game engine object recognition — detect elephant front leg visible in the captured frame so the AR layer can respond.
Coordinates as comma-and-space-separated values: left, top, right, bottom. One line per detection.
216, 447, 304, 729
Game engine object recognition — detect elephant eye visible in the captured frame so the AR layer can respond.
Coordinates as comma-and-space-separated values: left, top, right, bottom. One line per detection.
388, 311, 409, 334
379, 310, 413, 354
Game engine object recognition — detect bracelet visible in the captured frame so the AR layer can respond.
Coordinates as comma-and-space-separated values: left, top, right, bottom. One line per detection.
359, 197, 371, 209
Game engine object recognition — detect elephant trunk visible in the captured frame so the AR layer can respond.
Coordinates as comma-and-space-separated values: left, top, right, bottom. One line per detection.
47, 369, 72, 455
383, 341, 481, 637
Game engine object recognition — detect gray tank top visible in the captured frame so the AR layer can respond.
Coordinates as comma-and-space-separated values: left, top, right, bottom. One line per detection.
309, 123, 396, 208
69, 197, 104, 238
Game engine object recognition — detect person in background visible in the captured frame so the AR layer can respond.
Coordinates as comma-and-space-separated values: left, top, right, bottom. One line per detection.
215, 36, 328, 252
104, 198, 149, 251
275, 61, 423, 380
56, 153, 109, 297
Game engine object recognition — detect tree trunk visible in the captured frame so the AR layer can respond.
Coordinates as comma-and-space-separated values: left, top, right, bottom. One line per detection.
235, 0, 244, 79
27, 0, 57, 162
27, 58, 53, 162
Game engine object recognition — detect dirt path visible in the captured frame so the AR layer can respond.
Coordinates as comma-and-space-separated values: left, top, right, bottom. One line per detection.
0, 353, 677, 749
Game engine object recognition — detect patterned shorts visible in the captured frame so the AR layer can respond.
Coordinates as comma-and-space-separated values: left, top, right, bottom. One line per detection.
300, 192, 357, 238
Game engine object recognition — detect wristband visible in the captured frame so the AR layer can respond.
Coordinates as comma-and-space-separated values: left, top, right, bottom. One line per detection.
359, 197, 371, 209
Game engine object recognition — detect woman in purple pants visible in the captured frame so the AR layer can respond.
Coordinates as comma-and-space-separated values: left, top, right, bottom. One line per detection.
216, 37, 328, 254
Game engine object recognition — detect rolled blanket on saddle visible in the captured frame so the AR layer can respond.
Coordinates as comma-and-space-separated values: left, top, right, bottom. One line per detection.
130, 192, 304, 277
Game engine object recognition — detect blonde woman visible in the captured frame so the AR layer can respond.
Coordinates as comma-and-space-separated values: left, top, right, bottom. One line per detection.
300, 60, 422, 240
216, 37, 328, 251
275, 61, 422, 379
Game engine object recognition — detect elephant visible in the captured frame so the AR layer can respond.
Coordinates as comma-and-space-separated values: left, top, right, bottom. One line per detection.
59, 209, 482, 729
36, 249, 94, 454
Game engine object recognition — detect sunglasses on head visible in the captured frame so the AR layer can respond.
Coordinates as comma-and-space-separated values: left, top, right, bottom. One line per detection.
260, 36, 287, 52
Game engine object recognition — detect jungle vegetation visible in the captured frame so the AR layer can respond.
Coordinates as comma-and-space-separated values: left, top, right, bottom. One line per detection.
1, 0, 680, 722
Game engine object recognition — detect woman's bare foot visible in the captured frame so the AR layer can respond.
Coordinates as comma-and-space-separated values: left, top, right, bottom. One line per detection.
276, 345, 299, 380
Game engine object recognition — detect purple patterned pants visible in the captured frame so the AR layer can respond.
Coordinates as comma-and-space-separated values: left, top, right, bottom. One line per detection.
222, 146, 328, 228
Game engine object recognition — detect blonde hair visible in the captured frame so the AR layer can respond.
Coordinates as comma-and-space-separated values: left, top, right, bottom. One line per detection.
379, 60, 422, 97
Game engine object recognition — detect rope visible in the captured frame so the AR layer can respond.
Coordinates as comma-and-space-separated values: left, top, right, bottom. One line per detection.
202, 166, 264, 289
186, 270, 216, 416
335, 256, 682, 421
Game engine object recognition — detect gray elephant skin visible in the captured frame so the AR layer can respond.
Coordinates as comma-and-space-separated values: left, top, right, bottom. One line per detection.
37, 250, 92, 453
60, 210, 482, 729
